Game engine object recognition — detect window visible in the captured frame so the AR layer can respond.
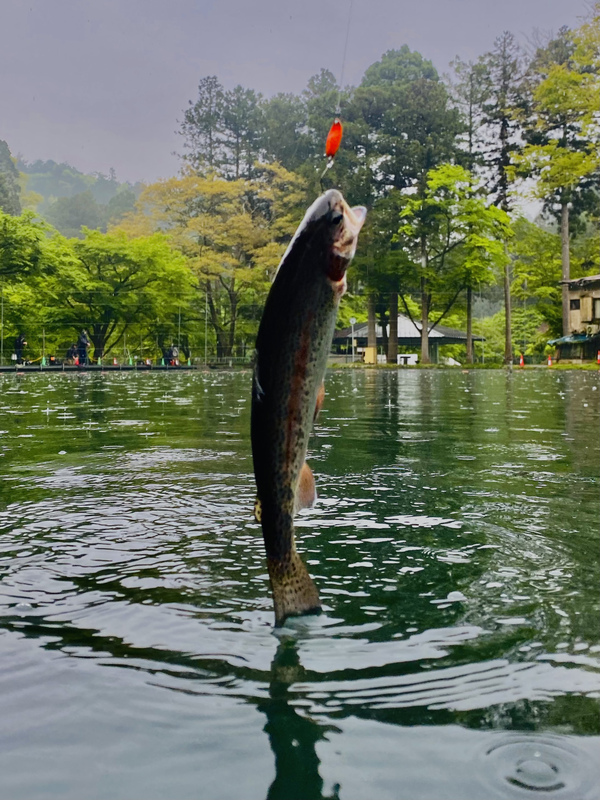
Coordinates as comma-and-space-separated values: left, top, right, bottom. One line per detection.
594, 298, 600, 321
570, 298, 580, 310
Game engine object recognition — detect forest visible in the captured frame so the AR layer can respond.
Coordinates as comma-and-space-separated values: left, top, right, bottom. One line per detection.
0, 7, 598, 366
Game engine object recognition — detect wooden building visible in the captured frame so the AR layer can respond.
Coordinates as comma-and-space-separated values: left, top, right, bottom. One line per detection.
549, 274, 600, 362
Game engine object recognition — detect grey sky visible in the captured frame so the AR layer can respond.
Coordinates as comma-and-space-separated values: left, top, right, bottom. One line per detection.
1, 0, 592, 183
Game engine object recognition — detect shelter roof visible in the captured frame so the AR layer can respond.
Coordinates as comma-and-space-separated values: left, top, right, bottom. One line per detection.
335, 314, 484, 343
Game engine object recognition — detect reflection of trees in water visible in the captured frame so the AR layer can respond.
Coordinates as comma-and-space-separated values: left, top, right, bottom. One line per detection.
259, 637, 340, 800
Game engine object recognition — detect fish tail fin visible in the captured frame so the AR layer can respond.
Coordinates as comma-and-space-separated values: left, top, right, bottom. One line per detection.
267, 551, 321, 626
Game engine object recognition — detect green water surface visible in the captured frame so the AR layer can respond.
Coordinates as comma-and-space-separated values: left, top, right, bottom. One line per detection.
0, 369, 598, 800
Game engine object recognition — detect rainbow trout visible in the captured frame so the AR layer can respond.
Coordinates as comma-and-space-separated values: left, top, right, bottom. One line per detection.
251, 190, 366, 625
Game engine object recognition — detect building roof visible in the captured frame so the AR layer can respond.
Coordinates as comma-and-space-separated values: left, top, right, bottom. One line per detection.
564, 274, 600, 289
335, 314, 484, 344
548, 332, 600, 345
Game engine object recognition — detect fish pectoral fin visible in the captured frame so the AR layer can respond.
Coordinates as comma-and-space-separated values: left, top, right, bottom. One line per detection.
254, 496, 262, 523
294, 461, 317, 514
313, 382, 325, 422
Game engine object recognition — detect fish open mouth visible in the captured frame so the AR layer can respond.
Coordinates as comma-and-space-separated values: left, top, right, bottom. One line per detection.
328, 202, 367, 282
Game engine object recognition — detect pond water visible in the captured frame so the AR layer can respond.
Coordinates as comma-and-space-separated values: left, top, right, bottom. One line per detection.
0, 368, 599, 800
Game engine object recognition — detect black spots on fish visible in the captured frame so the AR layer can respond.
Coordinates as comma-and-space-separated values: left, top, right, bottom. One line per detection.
254, 497, 262, 523
267, 551, 321, 626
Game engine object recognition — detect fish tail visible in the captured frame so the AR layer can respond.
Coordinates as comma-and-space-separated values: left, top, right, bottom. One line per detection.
267, 551, 321, 626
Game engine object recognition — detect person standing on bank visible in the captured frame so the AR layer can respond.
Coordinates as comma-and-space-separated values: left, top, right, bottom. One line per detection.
14, 333, 27, 365
77, 329, 91, 366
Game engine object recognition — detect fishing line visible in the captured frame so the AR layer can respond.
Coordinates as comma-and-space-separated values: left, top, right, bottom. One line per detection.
319, 0, 354, 189
336, 0, 354, 115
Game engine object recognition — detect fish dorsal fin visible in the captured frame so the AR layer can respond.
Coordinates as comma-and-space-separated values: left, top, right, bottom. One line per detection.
294, 461, 317, 514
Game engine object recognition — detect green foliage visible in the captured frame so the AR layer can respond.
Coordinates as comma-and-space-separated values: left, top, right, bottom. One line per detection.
397, 164, 512, 309
43, 230, 193, 359
514, 21, 600, 214
0, 209, 48, 280
45, 191, 104, 238
0, 141, 22, 215
44, 188, 137, 238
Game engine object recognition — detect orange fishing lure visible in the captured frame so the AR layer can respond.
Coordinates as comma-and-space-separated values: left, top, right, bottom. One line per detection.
325, 118, 343, 158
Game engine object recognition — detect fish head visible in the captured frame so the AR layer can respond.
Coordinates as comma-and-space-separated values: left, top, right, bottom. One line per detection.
311, 190, 367, 286
276, 190, 366, 291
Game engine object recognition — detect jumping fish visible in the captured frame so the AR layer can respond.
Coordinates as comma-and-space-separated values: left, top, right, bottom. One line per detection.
251, 190, 366, 625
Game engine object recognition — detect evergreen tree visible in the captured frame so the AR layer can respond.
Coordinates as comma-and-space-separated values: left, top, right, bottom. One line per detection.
222, 85, 264, 180
478, 32, 528, 363
349, 47, 462, 354
261, 93, 311, 172
180, 76, 226, 174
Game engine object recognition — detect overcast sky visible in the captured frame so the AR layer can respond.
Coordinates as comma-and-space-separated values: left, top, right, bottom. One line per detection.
1, 0, 593, 184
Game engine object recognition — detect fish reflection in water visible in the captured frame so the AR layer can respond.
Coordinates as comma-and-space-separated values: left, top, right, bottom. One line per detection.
259, 637, 340, 800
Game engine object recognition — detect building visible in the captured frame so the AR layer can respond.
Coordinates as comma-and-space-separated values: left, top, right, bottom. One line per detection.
549, 274, 600, 362
333, 314, 484, 363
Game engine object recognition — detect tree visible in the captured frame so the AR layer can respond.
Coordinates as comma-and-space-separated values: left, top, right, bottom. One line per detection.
479, 31, 528, 363
222, 85, 264, 180
117, 164, 307, 358
358, 47, 461, 195
261, 92, 311, 172
397, 164, 512, 362
0, 140, 22, 215
346, 47, 463, 352
0, 209, 46, 280
448, 59, 490, 176
510, 215, 599, 339
515, 17, 600, 335
180, 76, 226, 174
42, 230, 193, 359
448, 58, 495, 361
45, 190, 104, 238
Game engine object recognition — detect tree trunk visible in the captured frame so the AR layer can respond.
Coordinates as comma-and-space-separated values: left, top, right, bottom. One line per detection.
226, 278, 237, 358
420, 239, 430, 364
561, 201, 570, 335
367, 294, 377, 348
503, 245, 512, 365
387, 291, 398, 364
420, 279, 430, 364
466, 285, 473, 364
91, 325, 107, 360
378, 308, 388, 355
206, 281, 228, 358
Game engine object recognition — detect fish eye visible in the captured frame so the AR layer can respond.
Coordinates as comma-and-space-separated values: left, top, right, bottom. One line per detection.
329, 211, 343, 226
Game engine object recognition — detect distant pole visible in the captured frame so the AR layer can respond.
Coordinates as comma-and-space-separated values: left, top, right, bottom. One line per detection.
522, 279, 527, 356
0, 284, 3, 366
178, 306, 181, 348
42, 326, 46, 366
350, 316, 356, 363
204, 292, 208, 365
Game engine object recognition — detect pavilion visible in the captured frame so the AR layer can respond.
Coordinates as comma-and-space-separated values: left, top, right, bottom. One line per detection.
333, 314, 484, 363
